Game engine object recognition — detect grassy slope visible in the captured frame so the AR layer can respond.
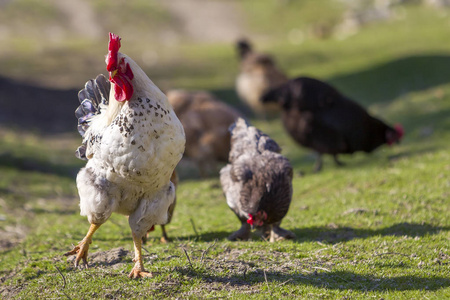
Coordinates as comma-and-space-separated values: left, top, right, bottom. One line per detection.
1, 2, 450, 299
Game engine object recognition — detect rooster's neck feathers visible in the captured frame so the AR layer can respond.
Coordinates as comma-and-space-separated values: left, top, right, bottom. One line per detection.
97, 53, 166, 128
117, 54, 165, 104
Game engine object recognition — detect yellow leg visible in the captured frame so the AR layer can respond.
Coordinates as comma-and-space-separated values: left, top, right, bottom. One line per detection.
160, 225, 170, 244
64, 223, 101, 267
128, 232, 153, 279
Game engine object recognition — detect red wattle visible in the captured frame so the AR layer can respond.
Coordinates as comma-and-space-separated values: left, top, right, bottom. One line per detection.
111, 74, 134, 102
247, 214, 254, 225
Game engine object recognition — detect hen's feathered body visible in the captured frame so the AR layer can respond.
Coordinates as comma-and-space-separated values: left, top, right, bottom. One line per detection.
167, 89, 242, 176
220, 118, 295, 242
66, 34, 185, 278
262, 76, 403, 171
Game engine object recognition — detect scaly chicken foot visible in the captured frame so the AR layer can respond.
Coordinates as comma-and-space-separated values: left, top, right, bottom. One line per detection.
129, 232, 153, 279
64, 223, 101, 267
228, 222, 251, 241
269, 222, 296, 242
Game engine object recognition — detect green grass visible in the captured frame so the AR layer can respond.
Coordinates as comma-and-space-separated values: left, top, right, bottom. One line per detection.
1, 2, 450, 299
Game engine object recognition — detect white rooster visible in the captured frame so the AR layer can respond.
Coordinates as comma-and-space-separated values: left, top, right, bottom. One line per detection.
65, 33, 185, 279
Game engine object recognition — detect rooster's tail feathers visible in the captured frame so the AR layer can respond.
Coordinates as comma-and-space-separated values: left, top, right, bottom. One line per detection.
75, 74, 111, 160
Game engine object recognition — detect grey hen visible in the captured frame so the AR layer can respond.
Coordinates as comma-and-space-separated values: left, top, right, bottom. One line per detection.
220, 118, 295, 242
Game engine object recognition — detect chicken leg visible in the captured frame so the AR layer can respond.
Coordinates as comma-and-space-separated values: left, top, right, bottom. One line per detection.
269, 222, 296, 242
64, 223, 101, 267
228, 222, 251, 241
129, 232, 153, 279
313, 153, 323, 172
141, 224, 171, 244
333, 154, 345, 167
160, 225, 170, 244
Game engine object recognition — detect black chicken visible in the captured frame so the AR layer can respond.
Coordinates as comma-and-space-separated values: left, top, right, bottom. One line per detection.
261, 77, 404, 171
220, 118, 295, 242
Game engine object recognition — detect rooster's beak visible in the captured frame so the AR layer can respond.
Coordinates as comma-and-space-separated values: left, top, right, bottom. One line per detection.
110, 69, 118, 80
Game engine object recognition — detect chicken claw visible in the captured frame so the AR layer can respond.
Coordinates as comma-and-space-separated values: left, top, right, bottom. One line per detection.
128, 266, 153, 279
64, 241, 90, 267
228, 223, 251, 241
64, 223, 101, 267
129, 232, 152, 279
269, 223, 296, 242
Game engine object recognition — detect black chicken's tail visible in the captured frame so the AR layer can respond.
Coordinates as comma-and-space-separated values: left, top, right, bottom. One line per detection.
75, 74, 111, 160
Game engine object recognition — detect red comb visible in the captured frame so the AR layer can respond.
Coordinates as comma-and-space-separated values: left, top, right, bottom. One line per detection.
106, 32, 121, 72
109, 32, 121, 52
394, 123, 404, 139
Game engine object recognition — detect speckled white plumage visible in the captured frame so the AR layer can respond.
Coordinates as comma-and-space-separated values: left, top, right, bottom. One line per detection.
77, 53, 185, 238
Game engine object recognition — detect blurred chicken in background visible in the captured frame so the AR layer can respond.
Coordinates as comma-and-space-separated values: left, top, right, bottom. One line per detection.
262, 77, 404, 172
167, 90, 242, 177
235, 39, 288, 118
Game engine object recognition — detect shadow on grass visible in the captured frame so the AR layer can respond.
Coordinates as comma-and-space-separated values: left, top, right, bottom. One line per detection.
328, 54, 450, 106
337, 144, 439, 170
292, 222, 450, 244
288, 141, 440, 175
0, 75, 78, 134
178, 268, 450, 291
175, 222, 448, 244
0, 151, 80, 178
31, 207, 78, 215
191, 231, 231, 242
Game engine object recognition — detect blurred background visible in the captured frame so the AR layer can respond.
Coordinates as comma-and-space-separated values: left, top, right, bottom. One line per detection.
1, 0, 450, 133
0, 0, 449, 174
0, 0, 449, 185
